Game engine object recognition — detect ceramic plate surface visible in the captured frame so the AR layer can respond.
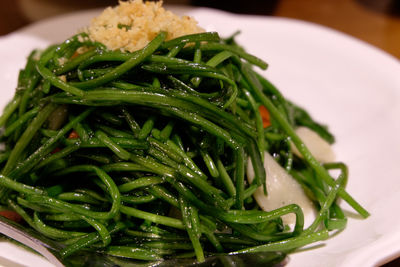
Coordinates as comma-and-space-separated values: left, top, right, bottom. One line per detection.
0, 6, 399, 267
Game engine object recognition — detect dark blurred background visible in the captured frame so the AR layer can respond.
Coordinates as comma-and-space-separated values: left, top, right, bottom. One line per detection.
0, 0, 399, 265
0, 0, 399, 58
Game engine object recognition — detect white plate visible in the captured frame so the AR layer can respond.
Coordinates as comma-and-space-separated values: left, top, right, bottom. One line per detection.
0, 6, 400, 267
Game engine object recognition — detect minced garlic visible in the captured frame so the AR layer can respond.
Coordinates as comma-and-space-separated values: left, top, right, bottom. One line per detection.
87, 0, 204, 52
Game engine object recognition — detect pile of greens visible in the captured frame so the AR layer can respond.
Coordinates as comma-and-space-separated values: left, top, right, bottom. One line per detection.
0, 31, 368, 264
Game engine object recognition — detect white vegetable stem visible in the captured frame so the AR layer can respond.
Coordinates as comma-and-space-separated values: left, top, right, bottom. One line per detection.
291, 126, 335, 163
247, 152, 315, 226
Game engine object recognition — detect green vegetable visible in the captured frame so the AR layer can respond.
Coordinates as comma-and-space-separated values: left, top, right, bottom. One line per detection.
0, 30, 368, 264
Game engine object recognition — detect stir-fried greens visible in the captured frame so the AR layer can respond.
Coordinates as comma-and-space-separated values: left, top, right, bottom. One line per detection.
0, 31, 368, 265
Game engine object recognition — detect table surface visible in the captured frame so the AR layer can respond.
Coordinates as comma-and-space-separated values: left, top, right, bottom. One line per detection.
0, 0, 399, 266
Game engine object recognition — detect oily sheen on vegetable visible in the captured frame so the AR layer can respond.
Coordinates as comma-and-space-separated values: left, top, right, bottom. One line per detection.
0, 31, 369, 264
